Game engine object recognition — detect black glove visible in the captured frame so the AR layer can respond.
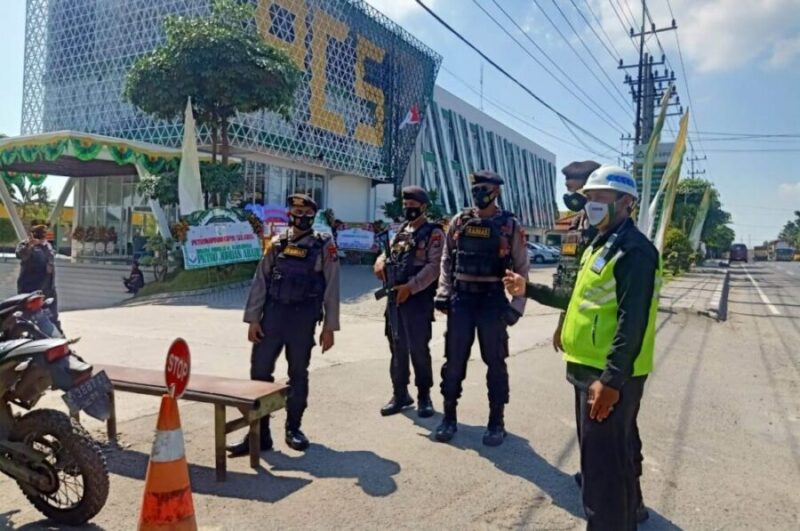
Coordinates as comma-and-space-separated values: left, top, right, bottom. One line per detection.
502, 306, 523, 327
434, 297, 450, 313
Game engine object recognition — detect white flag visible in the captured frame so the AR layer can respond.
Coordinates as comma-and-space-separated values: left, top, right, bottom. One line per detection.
178, 97, 204, 216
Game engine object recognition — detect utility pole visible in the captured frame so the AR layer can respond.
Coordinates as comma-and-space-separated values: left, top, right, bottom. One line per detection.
687, 154, 707, 178
618, 1, 679, 145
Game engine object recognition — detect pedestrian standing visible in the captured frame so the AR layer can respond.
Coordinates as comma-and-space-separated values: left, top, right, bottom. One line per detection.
374, 186, 445, 418
505, 165, 661, 530
434, 170, 529, 446
16, 224, 60, 329
228, 194, 340, 455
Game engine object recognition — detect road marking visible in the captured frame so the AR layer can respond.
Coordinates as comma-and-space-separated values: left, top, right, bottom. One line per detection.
742, 266, 781, 316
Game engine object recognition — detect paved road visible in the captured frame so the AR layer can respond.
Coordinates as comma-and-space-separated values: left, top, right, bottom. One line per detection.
1, 263, 798, 529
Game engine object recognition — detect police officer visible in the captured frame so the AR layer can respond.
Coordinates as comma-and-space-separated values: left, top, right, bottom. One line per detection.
374, 186, 444, 418
16, 224, 60, 330
552, 161, 601, 350
229, 194, 340, 455
505, 166, 661, 530
434, 170, 529, 446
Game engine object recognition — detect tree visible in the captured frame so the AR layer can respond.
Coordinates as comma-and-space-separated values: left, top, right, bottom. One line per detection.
124, 0, 301, 164
778, 210, 800, 247
670, 178, 734, 256
137, 162, 245, 208
663, 227, 695, 275
5, 179, 52, 224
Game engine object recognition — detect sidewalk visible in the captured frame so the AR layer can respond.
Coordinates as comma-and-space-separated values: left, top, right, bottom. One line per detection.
658, 266, 729, 320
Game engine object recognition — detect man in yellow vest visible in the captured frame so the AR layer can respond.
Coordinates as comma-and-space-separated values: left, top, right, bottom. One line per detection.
505, 165, 661, 530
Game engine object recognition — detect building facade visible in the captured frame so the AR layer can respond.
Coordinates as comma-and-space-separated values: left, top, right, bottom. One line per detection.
21, 0, 556, 257
403, 86, 557, 230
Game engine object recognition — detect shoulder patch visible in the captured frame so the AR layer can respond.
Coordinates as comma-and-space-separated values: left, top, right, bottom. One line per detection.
326, 241, 339, 261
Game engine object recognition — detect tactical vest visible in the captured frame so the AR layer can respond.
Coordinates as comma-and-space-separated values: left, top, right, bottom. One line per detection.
388, 222, 440, 287
553, 214, 597, 293
453, 209, 515, 278
561, 234, 662, 376
268, 232, 327, 306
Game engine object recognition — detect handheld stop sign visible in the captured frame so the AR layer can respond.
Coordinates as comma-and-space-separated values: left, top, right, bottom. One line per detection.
165, 338, 191, 398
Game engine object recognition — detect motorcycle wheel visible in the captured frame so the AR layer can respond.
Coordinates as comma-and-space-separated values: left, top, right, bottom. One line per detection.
12, 409, 109, 525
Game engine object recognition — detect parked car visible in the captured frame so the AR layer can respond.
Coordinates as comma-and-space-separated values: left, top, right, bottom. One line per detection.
527, 242, 559, 264
728, 243, 748, 263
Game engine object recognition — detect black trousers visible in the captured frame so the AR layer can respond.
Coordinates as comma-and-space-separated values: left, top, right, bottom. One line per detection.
386, 292, 434, 393
251, 301, 319, 430
575, 376, 647, 531
440, 288, 510, 405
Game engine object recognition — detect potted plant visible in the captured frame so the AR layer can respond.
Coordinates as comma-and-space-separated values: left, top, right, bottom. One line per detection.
105, 226, 118, 254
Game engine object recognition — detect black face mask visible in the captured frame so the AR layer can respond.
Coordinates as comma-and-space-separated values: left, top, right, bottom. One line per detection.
563, 192, 587, 212
404, 207, 423, 222
290, 214, 314, 232
471, 187, 496, 209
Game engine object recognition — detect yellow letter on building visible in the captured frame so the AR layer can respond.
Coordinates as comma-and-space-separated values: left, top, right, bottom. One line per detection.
354, 36, 386, 146
255, 0, 308, 70
309, 9, 348, 135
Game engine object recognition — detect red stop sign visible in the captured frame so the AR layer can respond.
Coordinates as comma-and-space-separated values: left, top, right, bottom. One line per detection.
165, 338, 191, 398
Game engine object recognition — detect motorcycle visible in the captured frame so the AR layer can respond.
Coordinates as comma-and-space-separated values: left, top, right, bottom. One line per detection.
0, 292, 63, 341
0, 294, 111, 525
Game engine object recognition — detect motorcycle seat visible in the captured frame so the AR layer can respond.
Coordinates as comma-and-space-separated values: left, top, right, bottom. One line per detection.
0, 339, 32, 360
0, 294, 31, 315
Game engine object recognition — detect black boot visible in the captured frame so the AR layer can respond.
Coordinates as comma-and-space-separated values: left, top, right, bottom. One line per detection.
226, 417, 273, 457
482, 403, 506, 446
285, 427, 310, 451
380, 390, 414, 416
417, 389, 434, 418
434, 401, 458, 442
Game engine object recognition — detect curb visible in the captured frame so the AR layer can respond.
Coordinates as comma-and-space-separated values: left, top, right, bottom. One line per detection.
121, 280, 252, 306
702, 270, 730, 322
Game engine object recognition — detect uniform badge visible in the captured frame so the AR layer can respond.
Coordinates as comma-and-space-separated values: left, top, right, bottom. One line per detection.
464, 226, 490, 238
591, 255, 607, 274
284, 245, 308, 258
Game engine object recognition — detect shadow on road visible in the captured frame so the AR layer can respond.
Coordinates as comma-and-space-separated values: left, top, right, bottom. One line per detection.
105, 447, 311, 502
0, 509, 107, 530
262, 443, 400, 497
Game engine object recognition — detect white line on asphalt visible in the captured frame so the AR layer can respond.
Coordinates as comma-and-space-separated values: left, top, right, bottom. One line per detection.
742, 266, 781, 316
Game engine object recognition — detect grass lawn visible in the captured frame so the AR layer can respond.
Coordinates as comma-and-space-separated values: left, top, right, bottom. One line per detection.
137, 262, 256, 297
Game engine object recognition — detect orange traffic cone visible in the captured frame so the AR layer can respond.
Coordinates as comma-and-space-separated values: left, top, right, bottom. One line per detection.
138, 394, 197, 531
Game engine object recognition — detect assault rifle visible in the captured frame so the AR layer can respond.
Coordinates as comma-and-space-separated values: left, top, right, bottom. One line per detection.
374, 230, 400, 343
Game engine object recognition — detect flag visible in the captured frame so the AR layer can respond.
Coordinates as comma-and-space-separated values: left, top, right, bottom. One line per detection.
689, 185, 711, 251
178, 97, 204, 216
636, 87, 672, 236
654, 109, 690, 252
399, 104, 421, 129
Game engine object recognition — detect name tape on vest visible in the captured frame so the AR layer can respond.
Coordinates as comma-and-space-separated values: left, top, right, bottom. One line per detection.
464, 226, 491, 238
284, 245, 308, 258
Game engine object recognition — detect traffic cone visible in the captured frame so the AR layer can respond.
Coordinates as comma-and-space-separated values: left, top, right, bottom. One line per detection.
138, 394, 197, 531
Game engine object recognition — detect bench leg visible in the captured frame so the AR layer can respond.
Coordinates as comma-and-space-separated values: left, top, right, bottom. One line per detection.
214, 404, 226, 482
248, 415, 260, 470
107, 390, 117, 441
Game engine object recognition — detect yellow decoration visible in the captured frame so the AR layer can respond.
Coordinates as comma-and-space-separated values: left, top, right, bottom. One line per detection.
354, 36, 386, 146
309, 9, 347, 135
256, 0, 308, 70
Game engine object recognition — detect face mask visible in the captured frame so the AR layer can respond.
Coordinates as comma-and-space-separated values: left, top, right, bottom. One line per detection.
585, 199, 622, 228
471, 187, 496, 209
404, 207, 423, 222
290, 214, 314, 232
563, 192, 587, 212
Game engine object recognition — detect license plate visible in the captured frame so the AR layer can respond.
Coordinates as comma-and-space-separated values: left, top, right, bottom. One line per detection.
62, 371, 112, 414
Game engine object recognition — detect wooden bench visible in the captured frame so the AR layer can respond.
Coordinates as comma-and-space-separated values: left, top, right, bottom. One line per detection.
89, 364, 287, 482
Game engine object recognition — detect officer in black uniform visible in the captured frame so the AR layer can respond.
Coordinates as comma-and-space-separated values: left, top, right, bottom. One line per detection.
374, 186, 445, 418
434, 170, 529, 446
228, 194, 340, 455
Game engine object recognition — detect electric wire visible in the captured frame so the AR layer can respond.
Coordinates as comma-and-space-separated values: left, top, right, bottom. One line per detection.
568, 0, 619, 63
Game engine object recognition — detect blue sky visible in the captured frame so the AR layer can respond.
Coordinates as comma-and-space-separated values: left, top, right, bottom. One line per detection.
1, 0, 799, 244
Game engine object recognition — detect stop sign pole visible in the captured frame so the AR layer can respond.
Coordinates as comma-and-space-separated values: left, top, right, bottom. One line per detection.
165, 338, 191, 399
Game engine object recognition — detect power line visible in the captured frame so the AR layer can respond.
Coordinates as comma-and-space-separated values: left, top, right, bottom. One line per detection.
531, 0, 632, 117
701, 148, 800, 153
568, 0, 619, 63
413, 0, 622, 154
439, 65, 616, 160
473, 0, 628, 131
614, 0, 637, 30
580, 0, 626, 58
549, 0, 632, 112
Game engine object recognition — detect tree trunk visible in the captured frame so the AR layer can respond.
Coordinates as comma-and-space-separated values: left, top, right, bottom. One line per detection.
211, 124, 218, 163
221, 117, 229, 165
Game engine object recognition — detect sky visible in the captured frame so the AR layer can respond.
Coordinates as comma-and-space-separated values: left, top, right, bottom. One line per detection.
1, 0, 799, 244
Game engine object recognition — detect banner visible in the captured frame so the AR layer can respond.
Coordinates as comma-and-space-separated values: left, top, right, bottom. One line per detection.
336, 227, 375, 251
654, 110, 690, 252
636, 88, 672, 236
689, 186, 711, 251
177, 98, 204, 216
182, 210, 262, 269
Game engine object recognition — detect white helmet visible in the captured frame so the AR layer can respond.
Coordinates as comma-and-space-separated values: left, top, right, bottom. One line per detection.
582, 165, 638, 200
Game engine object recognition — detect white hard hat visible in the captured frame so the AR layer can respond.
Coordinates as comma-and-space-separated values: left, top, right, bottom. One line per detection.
582, 165, 638, 200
